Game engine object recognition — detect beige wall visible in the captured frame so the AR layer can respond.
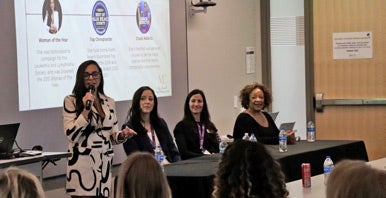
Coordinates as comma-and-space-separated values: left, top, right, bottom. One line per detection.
186, 0, 261, 136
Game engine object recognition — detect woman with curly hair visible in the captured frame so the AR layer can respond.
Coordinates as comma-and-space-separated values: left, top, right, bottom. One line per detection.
233, 82, 295, 144
212, 140, 289, 198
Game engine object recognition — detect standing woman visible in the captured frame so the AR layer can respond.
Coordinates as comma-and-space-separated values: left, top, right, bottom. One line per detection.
173, 89, 220, 160
122, 86, 181, 164
62, 60, 136, 198
232, 82, 294, 144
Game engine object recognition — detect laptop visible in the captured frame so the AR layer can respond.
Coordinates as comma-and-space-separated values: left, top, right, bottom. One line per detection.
0, 123, 20, 159
279, 122, 295, 131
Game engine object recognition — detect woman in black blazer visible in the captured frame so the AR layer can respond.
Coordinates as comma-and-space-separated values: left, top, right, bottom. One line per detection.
122, 86, 181, 163
174, 89, 220, 160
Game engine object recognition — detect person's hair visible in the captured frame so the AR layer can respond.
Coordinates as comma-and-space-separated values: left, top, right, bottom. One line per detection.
116, 152, 171, 198
125, 86, 162, 131
71, 60, 105, 117
183, 89, 217, 132
326, 159, 386, 198
239, 82, 272, 110
0, 167, 45, 198
212, 140, 288, 198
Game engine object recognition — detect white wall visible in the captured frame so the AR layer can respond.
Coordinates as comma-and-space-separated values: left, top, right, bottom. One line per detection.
270, 0, 307, 139
186, 0, 261, 136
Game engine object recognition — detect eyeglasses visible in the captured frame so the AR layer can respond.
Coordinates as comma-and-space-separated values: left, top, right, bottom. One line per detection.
83, 72, 101, 79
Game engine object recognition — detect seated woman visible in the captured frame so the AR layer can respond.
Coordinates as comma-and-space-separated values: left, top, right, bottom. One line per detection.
326, 159, 386, 198
122, 86, 181, 164
116, 151, 171, 198
0, 167, 45, 198
212, 140, 289, 198
233, 82, 295, 144
174, 89, 220, 160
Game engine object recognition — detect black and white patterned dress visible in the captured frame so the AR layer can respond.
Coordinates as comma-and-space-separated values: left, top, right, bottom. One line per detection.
63, 93, 126, 197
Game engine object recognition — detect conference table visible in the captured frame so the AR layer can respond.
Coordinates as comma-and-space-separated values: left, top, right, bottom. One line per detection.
164, 140, 368, 198
286, 157, 386, 198
0, 152, 71, 182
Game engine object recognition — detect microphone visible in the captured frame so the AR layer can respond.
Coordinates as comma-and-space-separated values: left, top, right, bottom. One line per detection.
85, 85, 95, 110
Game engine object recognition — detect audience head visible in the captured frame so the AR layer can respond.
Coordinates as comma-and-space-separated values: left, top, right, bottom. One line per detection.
239, 82, 272, 110
326, 159, 386, 198
212, 140, 288, 198
116, 152, 171, 198
126, 86, 159, 122
0, 167, 45, 198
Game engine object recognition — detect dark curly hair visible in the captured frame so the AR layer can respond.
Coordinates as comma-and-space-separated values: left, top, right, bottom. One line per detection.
239, 82, 272, 110
212, 140, 288, 198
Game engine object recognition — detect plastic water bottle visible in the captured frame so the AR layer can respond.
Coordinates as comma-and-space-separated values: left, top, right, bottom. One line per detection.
323, 156, 334, 185
249, 133, 257, 142
242, 133, 250, 141
154, 145, 164, 165
219, 140, 228, 154
307, 120, 316, 142
278, 128, 287, 152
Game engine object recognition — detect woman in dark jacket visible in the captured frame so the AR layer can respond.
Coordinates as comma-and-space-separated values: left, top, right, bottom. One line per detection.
122, 86, 181, 163
174, 89, 220, 160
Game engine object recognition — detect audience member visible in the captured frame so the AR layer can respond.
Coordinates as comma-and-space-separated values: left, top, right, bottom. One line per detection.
326, 159, 386, 198
122, 86, 181, 164
62, 60, 136, 197
0, 167, 45, 198
116, 151, 171, 198
173, 89, 220, 160
212, 140, 289, 198
232, 82, 295, 144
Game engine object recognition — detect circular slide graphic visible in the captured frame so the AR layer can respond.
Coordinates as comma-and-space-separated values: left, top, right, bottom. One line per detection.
92, 1, 109, 35
136, 1, 152, 34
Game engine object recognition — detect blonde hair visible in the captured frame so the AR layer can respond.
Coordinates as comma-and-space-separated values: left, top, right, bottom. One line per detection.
326, 159, 386, 198
116, 152, 171, 198
0, 167, 45, 198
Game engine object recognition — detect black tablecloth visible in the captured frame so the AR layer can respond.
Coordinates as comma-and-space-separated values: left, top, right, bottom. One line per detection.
164, 140, 368, 198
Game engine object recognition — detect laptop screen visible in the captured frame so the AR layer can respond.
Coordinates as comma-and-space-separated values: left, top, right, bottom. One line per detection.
279, 122, 295, 131
0, 123, 20, 159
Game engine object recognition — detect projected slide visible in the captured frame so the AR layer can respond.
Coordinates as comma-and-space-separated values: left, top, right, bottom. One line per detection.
14, 0, 171, 111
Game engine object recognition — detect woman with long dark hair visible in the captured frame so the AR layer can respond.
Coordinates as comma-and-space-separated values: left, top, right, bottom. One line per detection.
122, 86, 180, 163
62, 60, 136, 197
173, 89, 220, 160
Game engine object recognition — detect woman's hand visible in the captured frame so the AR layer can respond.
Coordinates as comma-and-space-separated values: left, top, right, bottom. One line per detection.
122, 126, 137, 138
286, 130, 296, 145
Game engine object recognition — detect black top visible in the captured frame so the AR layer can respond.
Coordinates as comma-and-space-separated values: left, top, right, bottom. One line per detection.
173, 120, 219, 160
122, 118, 181, 163
232, 111, 280, 144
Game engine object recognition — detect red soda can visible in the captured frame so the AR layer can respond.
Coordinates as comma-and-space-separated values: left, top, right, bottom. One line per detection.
301, 163, 311, 188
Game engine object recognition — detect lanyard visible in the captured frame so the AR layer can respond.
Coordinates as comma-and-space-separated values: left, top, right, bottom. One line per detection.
197, 123, 205, 150
150, 127, 156, 149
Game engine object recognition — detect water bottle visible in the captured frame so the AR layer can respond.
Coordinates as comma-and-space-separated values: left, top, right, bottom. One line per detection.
307, 120, 316, 142
323, 156, 334, 185
242, 133, 250, 141
219, 140, 228, 154
278, 128, 287, 152
154, 145, 164, 165
249, 133, 257, 142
